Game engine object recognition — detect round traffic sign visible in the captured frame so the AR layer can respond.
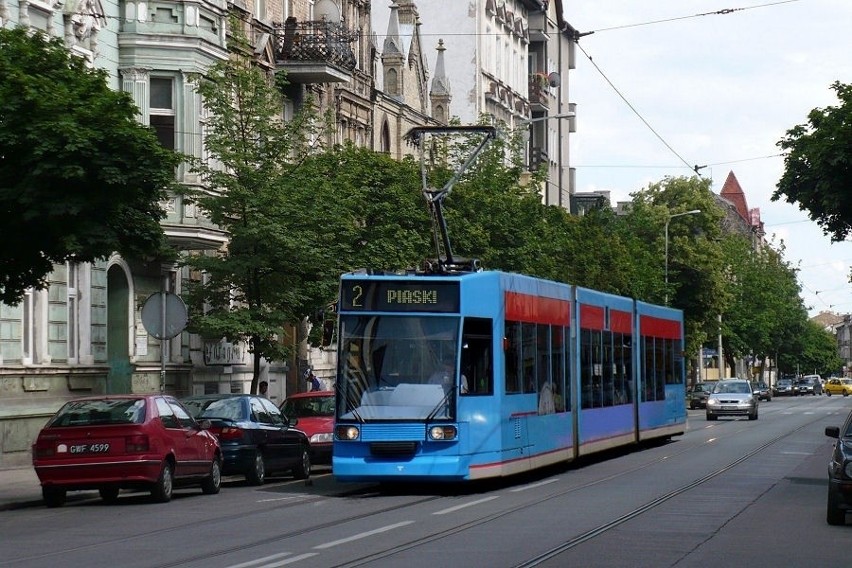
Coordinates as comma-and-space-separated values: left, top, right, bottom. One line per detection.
141, 292, 188, 340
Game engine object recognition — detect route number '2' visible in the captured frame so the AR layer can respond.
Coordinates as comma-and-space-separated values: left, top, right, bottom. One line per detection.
351, 285, 363, 307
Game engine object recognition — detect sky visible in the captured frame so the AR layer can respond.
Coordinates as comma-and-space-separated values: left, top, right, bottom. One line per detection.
562, 0, 852, 317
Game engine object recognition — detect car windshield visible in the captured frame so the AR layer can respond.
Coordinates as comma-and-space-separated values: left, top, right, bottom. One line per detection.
281, 396, 335, 418
47, 398, 146, 427
714, 382, 751, 394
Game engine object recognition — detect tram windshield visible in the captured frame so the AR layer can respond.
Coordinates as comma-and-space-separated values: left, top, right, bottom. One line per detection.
336, 315, 461, 421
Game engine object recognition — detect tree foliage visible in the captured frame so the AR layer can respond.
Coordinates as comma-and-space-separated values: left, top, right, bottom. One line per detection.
773, 81, 852, 242
182, 53, 342, 392
0, 27, 181, 304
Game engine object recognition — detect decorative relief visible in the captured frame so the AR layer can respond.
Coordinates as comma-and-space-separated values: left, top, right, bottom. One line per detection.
64, 0, 106, 41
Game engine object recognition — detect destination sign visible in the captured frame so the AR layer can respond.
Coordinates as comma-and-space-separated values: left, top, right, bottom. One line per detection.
340, 280, 460, 312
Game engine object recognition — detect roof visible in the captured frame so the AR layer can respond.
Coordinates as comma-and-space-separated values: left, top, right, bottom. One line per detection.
719, 171, 750, 222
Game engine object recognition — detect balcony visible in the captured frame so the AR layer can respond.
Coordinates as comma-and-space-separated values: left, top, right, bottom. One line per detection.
528, 75, 550, 112
273, 17, 357, 84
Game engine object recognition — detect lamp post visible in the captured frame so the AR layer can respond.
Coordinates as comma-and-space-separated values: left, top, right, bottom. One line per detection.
664, 209, 701, 305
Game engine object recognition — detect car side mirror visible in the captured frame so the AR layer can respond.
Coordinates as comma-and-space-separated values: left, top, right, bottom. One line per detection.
198, 419, 213, 430
825, 426, 840, 439
288, 417, 299, 428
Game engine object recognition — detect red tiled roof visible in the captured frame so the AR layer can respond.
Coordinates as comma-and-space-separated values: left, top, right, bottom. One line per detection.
719, 171, 750, 223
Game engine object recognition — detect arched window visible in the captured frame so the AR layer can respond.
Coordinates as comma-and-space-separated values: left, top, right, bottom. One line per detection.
385, 68, 399, 95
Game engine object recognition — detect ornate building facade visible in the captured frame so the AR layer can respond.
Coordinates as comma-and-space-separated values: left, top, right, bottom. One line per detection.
0, 0, 448, 465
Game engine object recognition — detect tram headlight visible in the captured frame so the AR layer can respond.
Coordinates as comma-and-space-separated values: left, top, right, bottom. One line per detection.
335, 425, 360, 441
428, 425, 458, 441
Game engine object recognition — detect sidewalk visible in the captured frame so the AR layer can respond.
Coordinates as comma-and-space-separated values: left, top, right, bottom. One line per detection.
0, 466, 46, 511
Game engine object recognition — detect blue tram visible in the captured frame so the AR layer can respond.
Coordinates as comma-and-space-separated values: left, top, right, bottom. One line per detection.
332, 270, 686, 482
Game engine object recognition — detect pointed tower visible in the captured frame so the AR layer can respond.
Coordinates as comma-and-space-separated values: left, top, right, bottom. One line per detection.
430, 39, 451, 124
382, 2, 405, 99
719, 171, 750, 223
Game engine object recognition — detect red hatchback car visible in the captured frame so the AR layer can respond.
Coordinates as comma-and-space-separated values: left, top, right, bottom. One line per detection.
280, 391, 335, 465
32, 394, 222, 507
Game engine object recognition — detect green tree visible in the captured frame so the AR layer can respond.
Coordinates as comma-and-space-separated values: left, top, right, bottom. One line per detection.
0, 27, 181, 304
774, 81, 852, 242
627, 176, 727, 360
183, 53, 345, 394
790, 321, 844, 377
719, 235, 807, 376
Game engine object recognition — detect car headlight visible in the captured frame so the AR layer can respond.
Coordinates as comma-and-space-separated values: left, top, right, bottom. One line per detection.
428, 425, 458, 441
335, 425, 359, 441
707, 398, 719, 407
311, 432, 334, 444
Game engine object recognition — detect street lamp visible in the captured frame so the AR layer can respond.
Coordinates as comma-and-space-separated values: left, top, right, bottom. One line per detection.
516, 111, 576, 127
665, 209, 701, 305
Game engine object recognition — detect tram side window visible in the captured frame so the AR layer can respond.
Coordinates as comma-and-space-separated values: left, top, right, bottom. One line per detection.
669, 338, 684, 385
642, 336, 678, 401
551, 326, 568, 412
505, 321, 522, 393
581, 329, 606, 409
614, 333, 633, 405
461, 317, 493, 395
522, 323, 537, 393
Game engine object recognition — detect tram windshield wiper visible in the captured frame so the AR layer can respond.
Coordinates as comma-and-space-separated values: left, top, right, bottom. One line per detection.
426, 389, 454, 421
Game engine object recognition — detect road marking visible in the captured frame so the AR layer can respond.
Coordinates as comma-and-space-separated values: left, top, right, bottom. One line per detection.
313, 521, 414, 549
511, 478, 559, 492
433, 496, 499, 515
226, 552, 293, 568
256, 496, 305, 503
264, 553, 318, 567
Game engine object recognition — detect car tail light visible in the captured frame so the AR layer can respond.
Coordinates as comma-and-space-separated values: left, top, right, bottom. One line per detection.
33, 439, 55, 458
218, 427, 244, 441
125, 435, 149, 453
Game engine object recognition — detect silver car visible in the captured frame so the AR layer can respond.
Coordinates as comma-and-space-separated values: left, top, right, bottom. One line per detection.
706, 378, 758, 421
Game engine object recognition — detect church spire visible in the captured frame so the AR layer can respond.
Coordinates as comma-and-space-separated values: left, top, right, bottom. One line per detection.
430, 39, 451, 124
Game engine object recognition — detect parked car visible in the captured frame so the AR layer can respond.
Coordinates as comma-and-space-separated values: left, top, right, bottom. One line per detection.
182, 394, 310, 485
686, 382, 713, 409
751, 381, 772, 401
280, 390, 335, 464
796, 375, 823, 396
825, 378, 852, 397
706, 378, 758, 421
774, 377, 796, 396
824, 407, 852, 525
32, 394, 222, 507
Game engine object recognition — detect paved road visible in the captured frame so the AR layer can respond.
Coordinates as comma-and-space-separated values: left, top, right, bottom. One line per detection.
1, 396, 849, 568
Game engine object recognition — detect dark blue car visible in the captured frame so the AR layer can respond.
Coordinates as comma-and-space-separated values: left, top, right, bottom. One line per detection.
182, 394, 310, 485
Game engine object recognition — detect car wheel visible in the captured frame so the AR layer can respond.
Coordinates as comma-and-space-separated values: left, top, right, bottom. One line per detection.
293, 445, 311, 480
201, 457, 222, 495
827, 391, 832, 396
42, 486, 66, 508
99, 486, 120, 503
827, 488, 846, 525
151, 460, 174, 503
844, 391, 849, 397
749, 410, 758, 421
246, 450, 265, 486
706, 413, 717, 421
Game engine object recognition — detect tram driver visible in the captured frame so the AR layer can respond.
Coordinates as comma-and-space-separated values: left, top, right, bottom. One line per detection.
428, 358, 469, 394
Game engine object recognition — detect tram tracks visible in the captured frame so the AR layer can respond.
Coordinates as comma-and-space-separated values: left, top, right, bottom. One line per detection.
330, 402, 836, 568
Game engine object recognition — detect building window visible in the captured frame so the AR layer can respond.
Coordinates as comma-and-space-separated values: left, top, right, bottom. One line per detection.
150, 77, 175, 151
385, 68, 398, 95
255, 0, 266, 21
22, 289, 34, 364
68, 262, 79, 362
